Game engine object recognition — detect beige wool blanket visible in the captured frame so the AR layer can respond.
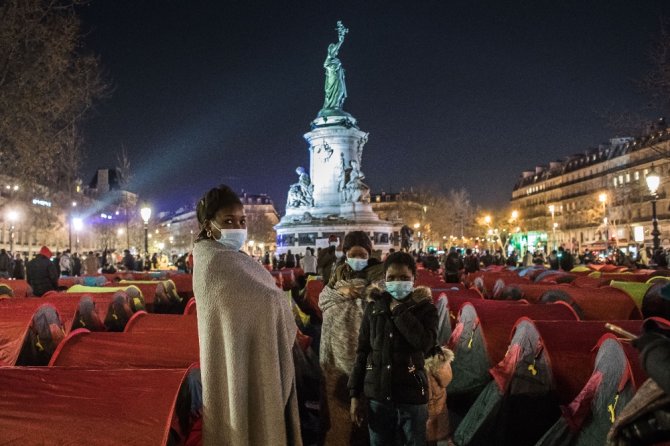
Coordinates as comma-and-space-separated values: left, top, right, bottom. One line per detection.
193, 240, 302, 446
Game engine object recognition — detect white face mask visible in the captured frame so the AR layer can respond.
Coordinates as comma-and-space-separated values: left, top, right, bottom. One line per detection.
211, 222, 247, 251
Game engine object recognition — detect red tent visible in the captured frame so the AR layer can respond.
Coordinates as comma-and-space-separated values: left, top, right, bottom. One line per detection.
183, 297, 197, 315
41, 292, 136, 331
0, 279, 32, 297
50, 329, 199, 368
124, 312, 198, 335
540, 286, 642, 320
436, 288, 484, 328
537, 332, 647, 445
454, 319, 643, 445
0, 299, 74, 366
0, 367, 190, 445
447, 300, 578, 409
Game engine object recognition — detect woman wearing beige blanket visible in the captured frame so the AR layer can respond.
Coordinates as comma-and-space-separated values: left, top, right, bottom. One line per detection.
193, 185, 301, 446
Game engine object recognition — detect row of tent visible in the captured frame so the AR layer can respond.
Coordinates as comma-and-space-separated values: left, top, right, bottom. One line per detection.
418, 264, 670, 446
0, 272, 201, 445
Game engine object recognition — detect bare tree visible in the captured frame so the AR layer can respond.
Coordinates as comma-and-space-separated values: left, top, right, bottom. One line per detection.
0, 0, 107, 198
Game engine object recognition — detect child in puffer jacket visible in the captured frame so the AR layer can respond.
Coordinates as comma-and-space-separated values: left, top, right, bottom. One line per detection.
425, 346, 455, 446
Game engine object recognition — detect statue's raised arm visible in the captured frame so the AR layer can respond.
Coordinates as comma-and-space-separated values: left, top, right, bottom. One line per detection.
321, 21, 349, 112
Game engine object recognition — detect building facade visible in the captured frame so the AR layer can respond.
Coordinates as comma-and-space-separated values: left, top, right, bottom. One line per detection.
511, 121, 670, 253
0, 168, 139, 255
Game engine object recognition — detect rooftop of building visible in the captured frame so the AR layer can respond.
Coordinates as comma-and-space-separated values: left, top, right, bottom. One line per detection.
513, 118, 670, 191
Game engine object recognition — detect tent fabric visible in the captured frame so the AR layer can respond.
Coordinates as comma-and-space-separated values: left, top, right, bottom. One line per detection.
107, 282, 158, 308
540, 286, 642, 320
455, 319, 643, 446
609, 281, 653, 309
0, 279, 32, 297
441, 288, 484, 328
537, 334, 646, 446
124, 313, 198, 335
529, 320, 643, 405
435, 295, 451, 345
184, 298, 197, 315
40, 292, 129, 330
49, 329, 199, 368
447, 301, 577, 400
499, 283, 569, 303
571, 275, 608, 288
70, 297, 107, 332
640, 282, 670, 320
0, 367, 189, 445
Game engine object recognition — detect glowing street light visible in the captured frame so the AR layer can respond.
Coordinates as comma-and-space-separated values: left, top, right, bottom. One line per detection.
511, 210, 519, 221
72, 217, 83, 251
7, 210, 19, 252
140, 206, 152, 254
646, 166, 662, 250
72, 217, 83, 232
484, 215, 492, 225
598, 193, 607, 204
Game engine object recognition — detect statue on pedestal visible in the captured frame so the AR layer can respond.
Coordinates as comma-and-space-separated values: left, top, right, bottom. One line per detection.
345, 159, 370, 203
286, 167, 314, 208
322, 21, 349, 112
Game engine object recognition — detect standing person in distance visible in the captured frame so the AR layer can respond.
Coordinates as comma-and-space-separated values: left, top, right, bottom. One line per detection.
12, 253, 25, 280
26, 246, 58, 297
303, 247, 317, 276
349, 251, 438, 445
192, 185, 301, 446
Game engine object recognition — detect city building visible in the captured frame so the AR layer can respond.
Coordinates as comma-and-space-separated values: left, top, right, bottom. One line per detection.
370, 190, 424, 249
510, 119, 670, 254
0, 168, 140, 255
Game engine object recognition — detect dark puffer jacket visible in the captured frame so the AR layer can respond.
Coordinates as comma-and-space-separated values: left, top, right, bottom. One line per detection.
26, 255, 58, 297
348, 285, 438, 405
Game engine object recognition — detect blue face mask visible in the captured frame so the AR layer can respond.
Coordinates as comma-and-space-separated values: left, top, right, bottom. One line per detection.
211, 222, 247, 251
386, 281, 414, 300
346, 258, 368, 272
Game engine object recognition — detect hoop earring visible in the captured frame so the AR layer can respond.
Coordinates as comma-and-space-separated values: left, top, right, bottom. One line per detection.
206, 229, 212, 238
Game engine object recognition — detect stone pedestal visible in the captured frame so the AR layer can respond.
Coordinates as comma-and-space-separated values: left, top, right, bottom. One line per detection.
276, 111, 393, 255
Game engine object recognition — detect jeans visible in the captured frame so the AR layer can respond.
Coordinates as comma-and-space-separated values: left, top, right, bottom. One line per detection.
368, 399, 428, 446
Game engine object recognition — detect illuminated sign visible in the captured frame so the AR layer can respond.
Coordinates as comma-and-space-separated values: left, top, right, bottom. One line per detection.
32, 198, 52, 207
633, 226, 644, 243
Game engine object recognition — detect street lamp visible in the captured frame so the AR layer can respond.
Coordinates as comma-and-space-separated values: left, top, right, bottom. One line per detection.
72, 217, 83, 252
7, 210, 19, 252
646, 166, 661, 251
140, 206, 152, 255
598, 193, 609, 250
511, 210, 519, 221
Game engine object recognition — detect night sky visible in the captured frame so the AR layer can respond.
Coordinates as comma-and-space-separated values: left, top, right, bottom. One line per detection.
79, 0, 670, 213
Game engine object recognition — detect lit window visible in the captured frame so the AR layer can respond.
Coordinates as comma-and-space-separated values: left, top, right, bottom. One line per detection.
625, 173, 630, 183
635, 171, 640, 181
619, 175, 624, 184
613, 178, 618, 187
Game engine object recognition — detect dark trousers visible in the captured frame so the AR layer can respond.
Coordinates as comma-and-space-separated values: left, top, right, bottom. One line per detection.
368, 399, 427, 446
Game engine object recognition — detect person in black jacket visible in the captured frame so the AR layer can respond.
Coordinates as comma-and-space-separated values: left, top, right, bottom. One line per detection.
26, 246, 58, 297
349, 251, 438, 445
12, 253, 25, 279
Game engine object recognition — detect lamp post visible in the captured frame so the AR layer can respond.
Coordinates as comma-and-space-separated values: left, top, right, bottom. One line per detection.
598, 192, 609, 251
68, 201, 77, 251
140, 206, 152, 256
7, 210, 18, 253
72, 217, 83, 252
646, 166, 661, 251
